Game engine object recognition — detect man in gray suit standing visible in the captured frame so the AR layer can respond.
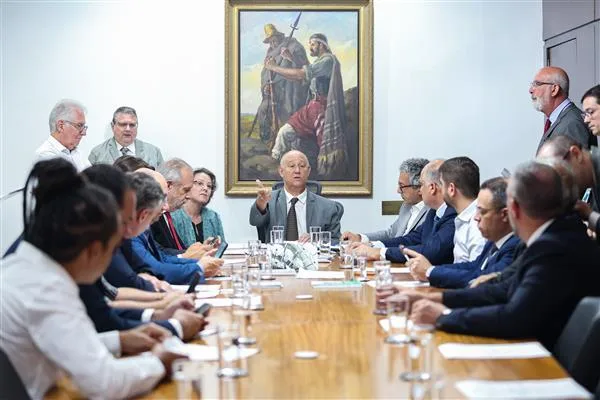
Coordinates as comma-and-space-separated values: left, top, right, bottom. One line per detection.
529, 67, 596, 153
249, 150, 343, 242
88, 106, 164, 168
342, 158, 430, 244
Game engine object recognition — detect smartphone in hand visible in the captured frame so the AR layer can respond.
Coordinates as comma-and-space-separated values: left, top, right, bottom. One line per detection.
186, 272, 202, 294
195, 303, 212, 317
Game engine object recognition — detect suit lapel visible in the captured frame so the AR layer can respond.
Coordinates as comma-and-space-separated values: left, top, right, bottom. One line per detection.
135, 140, 145, 160
406, 206, 428, 233
109, 138, 121, 160
277, 190, 287, 227
306, 191, 316, 228
537, 103, 572, 152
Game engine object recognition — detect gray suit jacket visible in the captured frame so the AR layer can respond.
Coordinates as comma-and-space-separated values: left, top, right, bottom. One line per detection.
88, 137, 164, 168
536, 102, 596, 153
363, 202, 429, 242
249, 189, 344, 241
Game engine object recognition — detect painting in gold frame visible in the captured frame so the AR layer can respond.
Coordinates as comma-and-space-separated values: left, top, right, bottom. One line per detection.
225, 0, 373, 196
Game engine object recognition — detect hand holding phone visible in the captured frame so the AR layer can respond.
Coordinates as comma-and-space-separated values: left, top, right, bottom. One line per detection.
195, 303, 212, 317
186, 272, 201, 294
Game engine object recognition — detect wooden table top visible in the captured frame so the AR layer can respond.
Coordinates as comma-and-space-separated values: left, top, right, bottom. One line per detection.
46, 259, 569, 399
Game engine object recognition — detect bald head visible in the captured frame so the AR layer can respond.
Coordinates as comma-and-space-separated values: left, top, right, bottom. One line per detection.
421, 159, 444, 186
137, 168, 168, 193
280, 150, 309, 167
537, 67, 569, 96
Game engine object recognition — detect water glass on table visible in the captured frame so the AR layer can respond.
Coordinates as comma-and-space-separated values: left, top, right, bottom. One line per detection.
247, 239, 260, 255
319, 231, 331, 255
216, 324, 248, 378
231, 263, 249, 298
339, 239, 350, 257
373, 263, 393, 315
258, 249, 273, 280
384, 294, 411, 345
400, 324, 435, 382
172, 359, 203, 399
270, 227, 284, 244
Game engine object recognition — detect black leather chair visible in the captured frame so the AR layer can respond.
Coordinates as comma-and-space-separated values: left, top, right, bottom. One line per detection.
553, 296, 600, 392
256, 181, 324, 242
0, 348, 30, 399
595, 379, 600, 400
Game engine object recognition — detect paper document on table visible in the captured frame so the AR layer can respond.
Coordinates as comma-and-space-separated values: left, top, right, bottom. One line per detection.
296, 269, 344, 279
365, 267, 409, 274
270, 269, 297, 276
438, 342, 551, 359
224, 248, 247, 255
195, 291, 220, 299
163, 337, 259, 362
455, 378, 591, 399
171, 284, 221, 293
222, 258, 246, 265
311, 281, 362, 289
365, 280, 429, 288
197, 298, 240, 307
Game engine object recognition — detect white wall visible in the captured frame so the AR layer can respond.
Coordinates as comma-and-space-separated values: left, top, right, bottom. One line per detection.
0, 0, 543, 252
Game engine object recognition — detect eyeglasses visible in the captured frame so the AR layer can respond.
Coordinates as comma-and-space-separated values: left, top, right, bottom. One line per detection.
63, 120, 88, 132
398, 184, 419, 191
193, 181, 213, 190
581, 109, 598, 119
115, 122, 138, 129
530, 81, 556, 88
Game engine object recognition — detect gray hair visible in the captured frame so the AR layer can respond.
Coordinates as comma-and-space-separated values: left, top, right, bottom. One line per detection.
508, 161, 564, 220
157, 158, 192, 183
48, 99, 86, 133
128, 171, 165, 211
536, 157, 579, 212
111, 106, 137, 125
421, 159, 444, 186
480, 177, 508, 210
399, 158, 429, 186
548, 68, 570, 97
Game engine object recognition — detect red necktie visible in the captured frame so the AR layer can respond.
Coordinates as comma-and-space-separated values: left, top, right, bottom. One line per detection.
543, 119, 551, 135
164, 212, 184, 250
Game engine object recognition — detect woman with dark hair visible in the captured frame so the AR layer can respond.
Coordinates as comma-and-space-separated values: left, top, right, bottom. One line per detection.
171, 167, 225, 247
113, 154, 153, 172
0, 159, 180, 399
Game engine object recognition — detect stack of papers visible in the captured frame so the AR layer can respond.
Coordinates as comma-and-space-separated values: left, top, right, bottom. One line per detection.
455, 378, 591, 399
438, 342, 551, 359
171, 284, 221, 293
365, 280, 429, 289
296, 269, 344, 279
163, 337, 259, 361
311, 280, 362, 289
270, 269, 297, 276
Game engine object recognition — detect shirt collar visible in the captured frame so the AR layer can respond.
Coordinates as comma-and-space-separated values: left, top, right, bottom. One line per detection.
456, 200, 478, 223
115, 138, 136, 154
435, 202, 448, 219
549, 98, 571, 124
495, 232, 514, 249
284, 188, 307, 204
526, 219, 555, 247
411, 201, 425, 214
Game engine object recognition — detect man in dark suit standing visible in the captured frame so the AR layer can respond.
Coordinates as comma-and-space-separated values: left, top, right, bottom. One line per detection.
351, 160, 456, 265
530, 67, 596, 153
388, 161, 600, 350
405, 177, 519, 289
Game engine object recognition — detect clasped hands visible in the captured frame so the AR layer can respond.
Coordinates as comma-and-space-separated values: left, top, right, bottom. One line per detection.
376, 285, 448, 326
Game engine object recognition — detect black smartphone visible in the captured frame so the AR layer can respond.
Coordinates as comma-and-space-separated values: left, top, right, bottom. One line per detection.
215, 242, 229, 258
195, 303, 212, 316
186, 272, 202, 294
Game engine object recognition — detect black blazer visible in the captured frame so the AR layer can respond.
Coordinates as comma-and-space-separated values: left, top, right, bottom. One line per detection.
151, 214, 186, 252
438, 216, 600, 350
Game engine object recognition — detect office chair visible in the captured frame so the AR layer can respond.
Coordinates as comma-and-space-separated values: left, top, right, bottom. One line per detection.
553, 296, 600, 392
0, 348, 30, 399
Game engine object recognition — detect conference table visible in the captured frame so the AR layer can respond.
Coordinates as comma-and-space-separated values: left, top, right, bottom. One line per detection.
46, 256, 569, 399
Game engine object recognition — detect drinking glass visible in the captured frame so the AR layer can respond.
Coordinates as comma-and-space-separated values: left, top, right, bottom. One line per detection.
172, 359, 203, 399
270, 228, 284, 244
319, 231, 331, 255
373, 265, 393, 315
247, 239, 260, 254
309, 226, 321, 247
216, 324, 248, 378
384, 295, 411, 345
258, 249, 273, 280
339, 239, 350, 257
356, 255, 368, 281
340, 253, 353, 269
400, 324, 435, 382
231, 263, 249, 298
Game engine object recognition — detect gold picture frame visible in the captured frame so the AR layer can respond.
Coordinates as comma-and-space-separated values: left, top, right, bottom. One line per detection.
225, 0, 373, 196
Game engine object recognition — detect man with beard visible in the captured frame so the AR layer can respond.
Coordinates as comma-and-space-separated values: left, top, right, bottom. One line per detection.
257, 24, 309, 145
529, 66, 596, 153
265, 33, 348, 178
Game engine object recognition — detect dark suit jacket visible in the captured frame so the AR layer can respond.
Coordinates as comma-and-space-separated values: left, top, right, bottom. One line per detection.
78, 279, 178, 335
122, 230, 203, 284
429, 235, 520, 289
382, 205, 457, 264
537, 102, 597, 153
151, 214, 186, 252
437, 216, 600, 350
103, 247, 157, 292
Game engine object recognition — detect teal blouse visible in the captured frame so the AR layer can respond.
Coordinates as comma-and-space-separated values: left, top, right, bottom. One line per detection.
171, 207, 225, 248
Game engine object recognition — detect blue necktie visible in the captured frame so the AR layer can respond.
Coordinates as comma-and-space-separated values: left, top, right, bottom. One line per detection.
432, 215, 441, 231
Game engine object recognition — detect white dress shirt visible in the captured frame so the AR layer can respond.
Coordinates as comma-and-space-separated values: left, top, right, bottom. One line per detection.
118, 141, 136, 156
452, 200, 486, 262
34, 135, 91, 172
284, 188, 308, 236
403, 201, 426, 235
0, 242, 165, 399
